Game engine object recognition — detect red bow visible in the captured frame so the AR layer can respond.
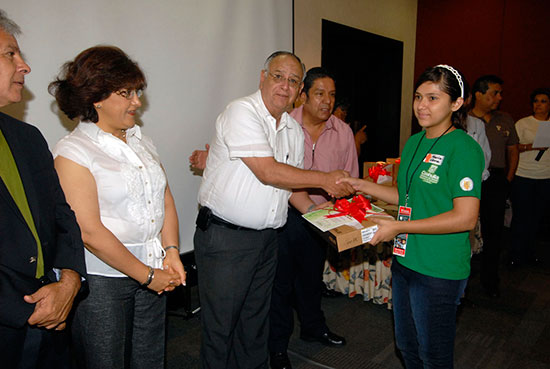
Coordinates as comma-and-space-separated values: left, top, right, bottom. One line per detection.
325, 195, 372, 223
368, 163, 391, 183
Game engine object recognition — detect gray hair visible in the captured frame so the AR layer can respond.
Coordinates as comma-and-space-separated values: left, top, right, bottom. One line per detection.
263, 51, 306, 81
0, 9, 21, 36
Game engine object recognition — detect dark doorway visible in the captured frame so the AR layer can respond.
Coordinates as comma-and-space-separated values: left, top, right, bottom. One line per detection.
322, 20, 403, 172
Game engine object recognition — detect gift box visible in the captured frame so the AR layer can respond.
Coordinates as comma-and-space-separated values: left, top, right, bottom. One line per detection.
385, 157, 400, 186
303, 195, 393, 252
363, 159, 400, 186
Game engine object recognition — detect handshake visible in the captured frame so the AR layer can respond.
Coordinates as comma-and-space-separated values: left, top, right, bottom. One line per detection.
321, 170, 357, 198
189, 144, 362, 199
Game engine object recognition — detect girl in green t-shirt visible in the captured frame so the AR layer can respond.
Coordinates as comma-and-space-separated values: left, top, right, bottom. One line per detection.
338, 65, 483, 368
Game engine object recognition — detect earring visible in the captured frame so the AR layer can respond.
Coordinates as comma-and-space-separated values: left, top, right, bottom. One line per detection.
95, 104, 102, 109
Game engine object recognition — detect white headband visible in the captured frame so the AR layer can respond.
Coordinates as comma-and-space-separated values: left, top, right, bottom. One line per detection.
435, 64, 464, 99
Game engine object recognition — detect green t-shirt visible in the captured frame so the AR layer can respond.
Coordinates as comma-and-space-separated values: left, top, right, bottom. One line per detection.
396, 129, 484, 280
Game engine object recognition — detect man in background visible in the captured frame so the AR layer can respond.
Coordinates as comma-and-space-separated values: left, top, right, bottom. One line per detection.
469, 75, 519, 297
0, 9, 86, 368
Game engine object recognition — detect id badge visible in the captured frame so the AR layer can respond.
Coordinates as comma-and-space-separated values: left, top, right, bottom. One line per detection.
393, 206, 412, 257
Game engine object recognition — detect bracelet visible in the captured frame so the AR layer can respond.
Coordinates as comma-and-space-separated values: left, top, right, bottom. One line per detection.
141, 266, 155, 287
306, 204, 316, 213
164, 245, 179, 252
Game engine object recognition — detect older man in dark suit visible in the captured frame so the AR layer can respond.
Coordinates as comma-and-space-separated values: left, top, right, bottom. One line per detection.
0, 9, 86, 368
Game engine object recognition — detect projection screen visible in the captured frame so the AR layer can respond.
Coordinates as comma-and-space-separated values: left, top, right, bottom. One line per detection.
1, 1, 293, 253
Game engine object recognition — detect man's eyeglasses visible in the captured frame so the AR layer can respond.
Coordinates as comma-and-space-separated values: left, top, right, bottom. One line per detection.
115, 89, 143, 100
268, 72, 301, 89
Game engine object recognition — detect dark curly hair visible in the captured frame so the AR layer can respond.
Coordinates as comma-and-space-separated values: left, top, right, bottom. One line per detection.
49, 46, 146, 123
530, 87, 550, 103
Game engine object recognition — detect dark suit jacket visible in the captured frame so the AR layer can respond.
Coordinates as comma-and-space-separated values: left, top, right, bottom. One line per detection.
0, 111, 86, 328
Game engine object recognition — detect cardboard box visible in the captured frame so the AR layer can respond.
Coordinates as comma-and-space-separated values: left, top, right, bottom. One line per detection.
373, 200, 398, 218
321, 217, 384, 252
305, 210, 392, 252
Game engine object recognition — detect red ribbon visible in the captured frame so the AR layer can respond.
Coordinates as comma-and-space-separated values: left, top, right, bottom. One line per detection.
368, 163, 391, 183
325, 195, 372, 223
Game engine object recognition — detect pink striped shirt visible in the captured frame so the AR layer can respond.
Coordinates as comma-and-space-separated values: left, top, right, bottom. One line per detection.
291, 105, 359, 204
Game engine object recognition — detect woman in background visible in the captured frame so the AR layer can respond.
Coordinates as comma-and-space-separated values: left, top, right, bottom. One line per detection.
338, 65, 484, 368
50, 46, 185, 369
510, 88, 550, 266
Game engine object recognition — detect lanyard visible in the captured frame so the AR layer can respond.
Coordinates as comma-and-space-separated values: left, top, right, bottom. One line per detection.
404, 125, 453, 207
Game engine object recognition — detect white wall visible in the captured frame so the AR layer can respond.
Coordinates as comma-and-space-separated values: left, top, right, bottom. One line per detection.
1, 1, 293, 253
294, 0, 418, 152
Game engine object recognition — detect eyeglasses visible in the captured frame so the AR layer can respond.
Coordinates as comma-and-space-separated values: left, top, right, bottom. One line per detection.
115, 89, 143, 100
267, 72, 301, 89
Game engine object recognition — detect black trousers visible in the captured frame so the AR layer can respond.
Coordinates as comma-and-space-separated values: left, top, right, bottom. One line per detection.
194, 223, 278, 369
0, 323, 72, 369
510, 176, 550, 263
480, 168, 509, 290
268, 207, 327, 353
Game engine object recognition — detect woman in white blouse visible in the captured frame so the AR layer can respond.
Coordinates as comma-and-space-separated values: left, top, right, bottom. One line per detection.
510, 88, 550, 266
49, 46, 185, 369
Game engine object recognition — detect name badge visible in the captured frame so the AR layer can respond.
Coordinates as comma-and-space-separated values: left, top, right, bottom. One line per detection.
393, 206, 412, 257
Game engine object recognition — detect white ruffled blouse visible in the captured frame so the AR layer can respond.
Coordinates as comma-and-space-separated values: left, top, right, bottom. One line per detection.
53, 122, 167, 277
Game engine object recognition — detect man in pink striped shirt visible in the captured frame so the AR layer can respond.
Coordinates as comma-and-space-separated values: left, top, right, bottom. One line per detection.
269, 67, 358, 369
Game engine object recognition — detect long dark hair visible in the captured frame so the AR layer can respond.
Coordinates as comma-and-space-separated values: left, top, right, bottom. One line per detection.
415, 65, 467, 130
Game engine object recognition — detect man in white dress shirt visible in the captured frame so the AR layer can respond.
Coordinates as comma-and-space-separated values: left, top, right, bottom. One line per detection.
194, 51, 353, 369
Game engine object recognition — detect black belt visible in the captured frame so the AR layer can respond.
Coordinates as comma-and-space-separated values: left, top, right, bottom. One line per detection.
210, 214, 257, 232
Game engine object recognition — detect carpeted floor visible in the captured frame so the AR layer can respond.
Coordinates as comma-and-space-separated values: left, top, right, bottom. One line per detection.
166, 230, 550, 368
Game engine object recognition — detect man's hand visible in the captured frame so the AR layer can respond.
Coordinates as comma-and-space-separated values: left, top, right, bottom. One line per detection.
24, 269, 81, 330
322, 170, 355, 198
189, 144, 209, 170
355, 126, 367, 146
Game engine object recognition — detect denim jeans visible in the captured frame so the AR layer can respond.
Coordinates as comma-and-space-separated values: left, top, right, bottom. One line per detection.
391, 259, 467, 369
71, 275, 167, 369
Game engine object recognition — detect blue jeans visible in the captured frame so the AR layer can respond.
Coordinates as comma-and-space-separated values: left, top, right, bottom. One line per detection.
391, 259, 467, 369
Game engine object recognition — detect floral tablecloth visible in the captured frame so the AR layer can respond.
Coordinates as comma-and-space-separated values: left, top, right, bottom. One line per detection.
323, 243, 393, 309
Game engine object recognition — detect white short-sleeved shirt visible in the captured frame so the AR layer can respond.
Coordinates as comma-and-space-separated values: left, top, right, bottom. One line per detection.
466, 116, 492, 181
53, 122, 167, 277
198, 90, 304, 229
516, 115, 550, 179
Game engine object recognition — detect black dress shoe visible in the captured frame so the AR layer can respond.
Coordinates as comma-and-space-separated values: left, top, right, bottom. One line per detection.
270, 352, 292, 369
300, 330, 347, 346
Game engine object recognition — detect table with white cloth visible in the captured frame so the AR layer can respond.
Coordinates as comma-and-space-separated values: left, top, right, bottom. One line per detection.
323, 241, 393, 309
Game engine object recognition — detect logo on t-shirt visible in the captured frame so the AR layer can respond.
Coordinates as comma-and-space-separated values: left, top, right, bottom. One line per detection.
460, 177, 474, 191
423, 153, 444, 165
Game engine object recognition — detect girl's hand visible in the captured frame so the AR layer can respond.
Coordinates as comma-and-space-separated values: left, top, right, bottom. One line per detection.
336, 177, 368, 193
369, 217, 401, 245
